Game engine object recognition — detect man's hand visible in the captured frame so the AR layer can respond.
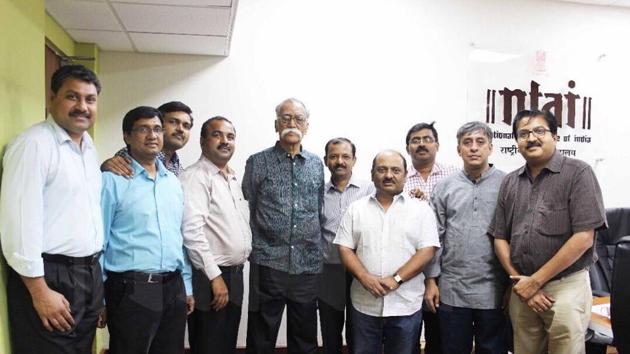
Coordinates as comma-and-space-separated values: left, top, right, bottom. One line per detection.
97, 309, 107, 328
511, 275, 543, 301
408, 188, 425, 200
210, 275, 229, 311
357, 273, 388, 298
424, 277, 440, 313
186, 296, 195, 315
101, 155, 133, 178
31, 287, 75, 332
526, 290, 555, 313
378, 276, 399, 294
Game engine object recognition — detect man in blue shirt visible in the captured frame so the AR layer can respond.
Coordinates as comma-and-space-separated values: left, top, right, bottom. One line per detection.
243, 98, 325, 354
101, 106, 193, 354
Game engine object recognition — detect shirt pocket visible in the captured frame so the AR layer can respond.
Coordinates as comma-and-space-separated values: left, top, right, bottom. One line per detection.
302, 178, 320, 212
536, 206, 571, 236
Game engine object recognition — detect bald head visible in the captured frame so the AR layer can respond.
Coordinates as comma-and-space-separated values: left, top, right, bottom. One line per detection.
371, 150, 407, 197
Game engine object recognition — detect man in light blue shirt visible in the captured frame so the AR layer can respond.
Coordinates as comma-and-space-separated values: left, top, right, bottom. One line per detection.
101, 106, 193, 354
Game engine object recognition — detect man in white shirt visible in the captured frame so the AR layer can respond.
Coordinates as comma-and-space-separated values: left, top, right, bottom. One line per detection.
180, 116, 252, 354
0, 65, 105, 354
334, 150, 440, 354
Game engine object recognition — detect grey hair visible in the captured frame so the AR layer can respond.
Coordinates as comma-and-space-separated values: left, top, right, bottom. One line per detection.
456, 121, 493, 143
275, 98, 310, 118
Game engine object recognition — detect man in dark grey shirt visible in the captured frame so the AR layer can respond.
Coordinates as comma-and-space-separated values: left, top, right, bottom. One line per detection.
489, 110, 606, 354
427, 121, 508, 354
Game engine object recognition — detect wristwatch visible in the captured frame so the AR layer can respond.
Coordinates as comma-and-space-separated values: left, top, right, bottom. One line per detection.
393, 273, 404, 285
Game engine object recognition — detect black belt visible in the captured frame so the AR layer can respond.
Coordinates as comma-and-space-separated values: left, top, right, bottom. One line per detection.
107, 270, 180, 284
219, 264, 244, 273
42, 252, 101, 266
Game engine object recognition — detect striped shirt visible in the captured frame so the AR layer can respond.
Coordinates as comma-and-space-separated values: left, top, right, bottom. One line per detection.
403, 162, 459, 201
321, 176, 375, 264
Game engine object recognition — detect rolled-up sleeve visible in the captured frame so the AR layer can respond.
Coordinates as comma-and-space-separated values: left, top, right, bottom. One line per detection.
333, 205, 356, 250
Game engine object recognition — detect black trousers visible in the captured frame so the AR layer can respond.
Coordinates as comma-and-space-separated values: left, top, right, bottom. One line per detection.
7, 255, 103, 354
318, 267, 354, 354
105, 271, 187, 354
246, 264, 319, 354
188, 265, 244, 354
422, 309, 442, 354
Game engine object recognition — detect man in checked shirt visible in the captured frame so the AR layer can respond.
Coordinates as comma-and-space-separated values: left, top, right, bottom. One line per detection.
101, 101, 193, 177
404, 121, 458, 354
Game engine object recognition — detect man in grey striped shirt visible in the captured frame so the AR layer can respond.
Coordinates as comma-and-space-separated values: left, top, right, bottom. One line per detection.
318, 137, 374, 354
426, 121, 509, 354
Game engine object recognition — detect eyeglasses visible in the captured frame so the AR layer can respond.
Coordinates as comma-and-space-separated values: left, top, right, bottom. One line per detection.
277, 114, 308, 126
517, 127, 551, 140
409, 136, 435, 144
132, 126, 163, 134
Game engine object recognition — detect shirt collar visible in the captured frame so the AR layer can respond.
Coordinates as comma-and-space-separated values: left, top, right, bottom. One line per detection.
518, 149, 563, 176
130, 156, 169, 178
273, 141, 304, 162
463, 164, 496, 183
198, 155, 236, 179
46, 116, 94, 150
326, 173, 362, 192
408, 161, 444, 178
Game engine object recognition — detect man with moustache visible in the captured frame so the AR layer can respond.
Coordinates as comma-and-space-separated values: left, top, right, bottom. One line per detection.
1, 65, 105, 353
180, 116, 252, 354
334, 150, 439, 354
489, 110, 606, 354
427, 122, 508, 354
101, 106, 193, 354
404, 122, 458, 354
101, 101, 193, 177
243, 98, 325, 354
319, 137, 375, 354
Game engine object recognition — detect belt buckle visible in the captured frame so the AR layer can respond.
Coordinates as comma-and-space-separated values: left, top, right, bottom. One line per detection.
147, 273, 158, 284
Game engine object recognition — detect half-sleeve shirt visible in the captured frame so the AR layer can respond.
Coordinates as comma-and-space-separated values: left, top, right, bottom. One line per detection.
488, 150, 607, 280
333, 193, 440, 317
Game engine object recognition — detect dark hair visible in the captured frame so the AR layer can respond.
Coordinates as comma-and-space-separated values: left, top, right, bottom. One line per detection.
512, 109, 558, 140
158, 101, 194, 128
200, 116, 234, 139
405, 121, 438, 145
371, 150, 408, 173
324, 137, 356, 157
122, 106, 163, 134
51, 65, 101, 94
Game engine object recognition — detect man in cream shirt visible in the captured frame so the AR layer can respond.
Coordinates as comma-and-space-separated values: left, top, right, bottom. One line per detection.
334, 150, 440, 354
180, 116, 252, 354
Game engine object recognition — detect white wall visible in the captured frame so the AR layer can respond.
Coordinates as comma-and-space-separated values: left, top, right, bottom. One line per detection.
96, 0, 630, 347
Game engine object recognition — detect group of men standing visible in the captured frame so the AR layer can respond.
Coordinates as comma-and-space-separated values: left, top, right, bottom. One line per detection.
0, 64, 606, 354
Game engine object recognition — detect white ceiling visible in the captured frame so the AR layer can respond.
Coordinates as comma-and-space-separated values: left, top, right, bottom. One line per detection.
46, 0, 238, 56
552, 0, 630, 7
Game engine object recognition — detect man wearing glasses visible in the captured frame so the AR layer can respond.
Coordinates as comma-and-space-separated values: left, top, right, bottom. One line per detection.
101, 101, 193, 177
243, 98, 324, 353
101, 106, 193, 353
404, 122, 458, 354
489, 110, 606, 354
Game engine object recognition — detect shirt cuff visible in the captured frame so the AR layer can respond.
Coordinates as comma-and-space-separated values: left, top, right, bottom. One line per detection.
203, 263, 222, 282
184, 277, 193, 296
7, 253, 45, 278
332, 239, 355, 250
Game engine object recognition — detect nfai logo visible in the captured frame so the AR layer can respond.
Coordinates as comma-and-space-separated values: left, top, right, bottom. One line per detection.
486, 80, 593, 130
